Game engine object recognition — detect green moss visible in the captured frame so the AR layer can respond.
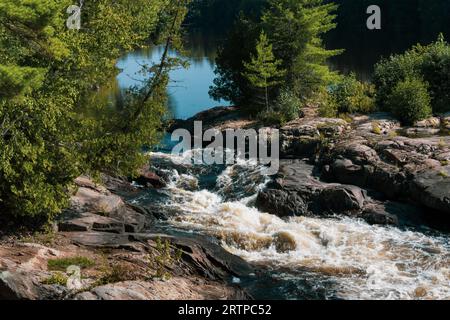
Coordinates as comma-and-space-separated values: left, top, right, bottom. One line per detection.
372, 121, 382, 135
42, 272, 68, 286
48, 256, 95, 271
439, 170, 449, 178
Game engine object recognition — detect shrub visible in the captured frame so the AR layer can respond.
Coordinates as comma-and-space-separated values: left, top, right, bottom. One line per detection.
41, 272, 68, 286
258, 89, 302, 126
318, 93, 338, 118
386, 78, 432, 125
419, 35, 450, 113
329, 73, 376, 114
374, 35, 450, 114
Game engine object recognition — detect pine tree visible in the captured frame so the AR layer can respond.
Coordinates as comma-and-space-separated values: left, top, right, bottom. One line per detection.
242, 31, 285, 111
262, 0, 343, 100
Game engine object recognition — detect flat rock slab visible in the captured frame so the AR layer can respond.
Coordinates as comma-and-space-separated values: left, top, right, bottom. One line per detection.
74, 277, 248, 300
64, 232, 132, 248
58, 212, 125, 233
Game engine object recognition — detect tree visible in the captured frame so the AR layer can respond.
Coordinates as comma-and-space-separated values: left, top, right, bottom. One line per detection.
261, 0, 342, 100
0, 0, 190, 224
242, 31, 285, 111
210, 0, 342, 110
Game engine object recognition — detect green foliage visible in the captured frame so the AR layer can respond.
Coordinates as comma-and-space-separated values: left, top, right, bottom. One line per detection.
148, 237, 183, 280
374, 35, 450, 114
47, 256, 95, 271
386, 77, 432, 125
242, 31, 285, 111
328, 73, 376, 115
261, 0, 342, 99
42, 272, 68, 286
210, 0, 342, 111
258, 89, 301, 125
0, 0, 190, 222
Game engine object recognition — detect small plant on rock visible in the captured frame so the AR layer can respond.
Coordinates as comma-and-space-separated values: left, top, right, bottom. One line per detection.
148, 237, 183, 280
42, 272, 68, 286
48, 256, 95, 271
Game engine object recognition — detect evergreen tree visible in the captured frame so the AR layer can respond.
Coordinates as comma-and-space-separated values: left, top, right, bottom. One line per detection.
242, 31, 285, 111
210, 0, 341, 108
0, 0, 190, 223
261, 0, 342, 100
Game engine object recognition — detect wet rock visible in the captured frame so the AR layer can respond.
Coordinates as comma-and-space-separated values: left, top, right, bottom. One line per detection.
273, 231, 297, 253
136, 166, 166, 189
320, 185, 365, 213
361, 203, 399, 226
257, 160, 367, 218
410, 168, 450, 214
256, 189, 308, 217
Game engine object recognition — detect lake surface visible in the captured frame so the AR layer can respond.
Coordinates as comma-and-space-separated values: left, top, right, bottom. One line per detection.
116, 33, 230, 120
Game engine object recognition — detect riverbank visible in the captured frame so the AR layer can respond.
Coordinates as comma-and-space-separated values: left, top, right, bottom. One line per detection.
2, 106, 449, 300
171, 106, 450, 230
0, 176, 252, 300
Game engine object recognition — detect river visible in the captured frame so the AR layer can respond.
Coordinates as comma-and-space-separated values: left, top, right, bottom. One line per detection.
114, 34, 450, 300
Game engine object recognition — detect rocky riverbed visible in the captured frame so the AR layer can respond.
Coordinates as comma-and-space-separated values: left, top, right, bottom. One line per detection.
1, 107, 449, 300
0, 176, 252, 300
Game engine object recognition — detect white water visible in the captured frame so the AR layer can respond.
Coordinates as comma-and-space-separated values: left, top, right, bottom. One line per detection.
147, 151, 450, 300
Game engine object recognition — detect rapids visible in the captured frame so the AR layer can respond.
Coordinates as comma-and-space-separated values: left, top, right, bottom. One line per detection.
130, 150, 450, 300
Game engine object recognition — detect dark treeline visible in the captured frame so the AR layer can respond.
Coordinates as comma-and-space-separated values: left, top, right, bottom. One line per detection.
328, 0, 450, 77
187, 0, 450, 76
185, 0, 267, 32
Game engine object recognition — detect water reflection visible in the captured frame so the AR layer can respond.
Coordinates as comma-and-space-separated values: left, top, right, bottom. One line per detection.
115, 32, 230, 120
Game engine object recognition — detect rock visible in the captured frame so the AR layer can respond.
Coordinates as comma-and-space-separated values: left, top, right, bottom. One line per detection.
70, 186, 126, 216
256, 189, 308, 217
136, 166, 166, 188
280, 118, 348, 158
320, 185, 365, 213
64, 232, 133, 248
411, 167, 450, 214
361, 204, 399, 226
109, 206, 150, 233
257, 160, 367, 218
74, 278, 249, 300
415, 117, 441, 128
0, 245, 69, 300
58, 212, 125, 233
130, 234, 254, 280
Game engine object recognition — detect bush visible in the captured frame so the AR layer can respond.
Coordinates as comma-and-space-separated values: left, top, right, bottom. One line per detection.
317, 75, 375, 118
386, 78, 432, 125
258, 89, 302, 126
419, 35, 450, 113
329, 73, 376, 114
374, 35, 450, 114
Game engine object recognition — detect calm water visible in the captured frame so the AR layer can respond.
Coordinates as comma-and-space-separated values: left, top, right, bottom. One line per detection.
116, 33, 230, 120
